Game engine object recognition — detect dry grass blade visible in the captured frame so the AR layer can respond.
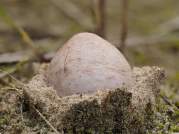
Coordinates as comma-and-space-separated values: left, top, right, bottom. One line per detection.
0, 4, 41, 59
0, 68, 25, 87
0, 67, 16, 79
0, 59, 28, 81
33, 106, 60, 134
0, 69, 60, 133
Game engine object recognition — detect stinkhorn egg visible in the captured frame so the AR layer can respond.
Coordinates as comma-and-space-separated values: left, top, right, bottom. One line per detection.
46, 32, 133, 96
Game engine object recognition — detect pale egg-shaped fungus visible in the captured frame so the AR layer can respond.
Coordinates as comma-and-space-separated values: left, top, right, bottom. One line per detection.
46, 32, 133, 96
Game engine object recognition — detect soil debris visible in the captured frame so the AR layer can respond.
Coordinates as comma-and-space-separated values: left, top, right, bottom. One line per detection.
0, 66, 166, 133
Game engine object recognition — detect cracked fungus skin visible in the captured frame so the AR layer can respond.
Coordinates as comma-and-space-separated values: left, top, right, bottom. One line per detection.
46, 32, 133, 96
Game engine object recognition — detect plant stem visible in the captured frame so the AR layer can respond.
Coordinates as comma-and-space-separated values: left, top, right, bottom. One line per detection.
120, 0, 129, 52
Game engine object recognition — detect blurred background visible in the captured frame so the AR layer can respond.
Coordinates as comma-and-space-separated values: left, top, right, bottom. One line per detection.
0, 0, 178, 122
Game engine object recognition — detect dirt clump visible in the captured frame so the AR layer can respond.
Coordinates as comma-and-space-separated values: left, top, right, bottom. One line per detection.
0, 65, 165, 133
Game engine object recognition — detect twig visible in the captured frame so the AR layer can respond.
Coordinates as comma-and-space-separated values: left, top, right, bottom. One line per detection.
160, 94, 179, 110
33, 106, 60, 134
119, 0, 129, 52
95, 0, 107, 38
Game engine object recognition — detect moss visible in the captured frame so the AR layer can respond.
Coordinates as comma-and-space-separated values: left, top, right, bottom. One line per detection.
171, 125, 179, 132
0, 114, 10, 128
62, 89, 133, 133
151, 100, 179, 134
